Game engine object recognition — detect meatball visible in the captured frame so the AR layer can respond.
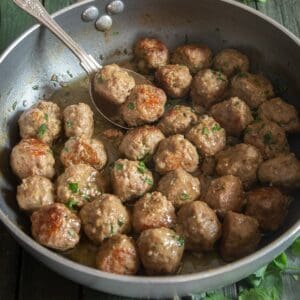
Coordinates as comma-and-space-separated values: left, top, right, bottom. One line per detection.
258, 97, 300, 133
155, 64, 192, 98
201, 156, 216, 176
60, 137, 107, 170
57, 164, 104, 208
220, 211, 261, 262
94, 64, 135, 105
186, 115, 226, 156
31, 203, 81, 251
158, 105, 198, 136
96, 234, 139, 275
157, 168, 201, 209
18, 100, 62, 144
111, 159, 153, 202
134, 38, 169, 74
17, 176, 54, 212
210, 97, 253, 136
154, 134, 199, 174
176, 201, 221, 251
213, 48, 249, 77
10, 138, 55, 179
119, 126, 164, 160
244, 120, 289, 159
258, 153, 300, 189
198, 174, 213, 199
245, 187, 288, 232
80, 194, 130, 244
137, 227, 184, 275
63, 103, 94, 138
191, 69, 228, 109
205, 175, 244, 216
216, 143, 263, 188
171, 44, 212, 74
132, 192, 176, 233
231, 72, 274, 109
120, 84, 167, 127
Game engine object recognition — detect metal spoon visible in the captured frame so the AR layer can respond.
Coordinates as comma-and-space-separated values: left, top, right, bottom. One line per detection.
13, 0, 149, 130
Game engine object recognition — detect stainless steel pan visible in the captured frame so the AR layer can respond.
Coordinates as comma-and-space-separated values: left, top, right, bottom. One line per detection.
0, 0, 299, 298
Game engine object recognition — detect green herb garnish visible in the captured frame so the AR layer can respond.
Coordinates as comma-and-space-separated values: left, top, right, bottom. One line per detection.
63, 147, 69, 152
37, 124, 47, 138
212, 124, 221, 132
175, 235, 185, 247
137, 161, 147, 174
44, 113, 49, 121
68, 182, 79, 193
118, 219, 124, 227
127, 102, 135, 110
66, 120, 72, 128
202, 127, 210, 136
263, 132, 273, 145
292, 237, 300, 256
65, 198, 78, 210
110, 223, 115, 234
181, 192, 189, 201
144, 177, 153, 185
114, 163, 124, 170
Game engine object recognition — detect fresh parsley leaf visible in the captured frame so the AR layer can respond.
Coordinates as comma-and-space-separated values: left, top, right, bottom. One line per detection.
181, 192, 189, 201
66, 120, 72, 128
44, 113, 49, 121
37, 124, 47, 138
291, 237, 300, 257
114, 162, 124, 170
137, 161, 147, 174
118, 219, 124, 227
127, 102, 135, 110
68, 182, 79, 193
246, 265, 268, 287
175, 235, 185, 247
144, 177, 153, 185
202, 127, 210, 136
272, 252, 287, 270
204, 293, 230, 300
212, 124, 221, 132
110, 223, 115, 234
263, 132, 273, 145
238, 287, 278, 300
65, 199, 78, 210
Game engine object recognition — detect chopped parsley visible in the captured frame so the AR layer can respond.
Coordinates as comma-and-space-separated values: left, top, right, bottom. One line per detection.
110, 223, 115, 234
65, 120, 72, 128
181, 192, 189, 201
175, 235, 185, 247
68, 182, 79, 193
68, 229, 76, 238
118, 219, 124, 227
212, 124, 222, 132
127, 102, 135, 110
137, 161, 147, 174
65, 199, 78, 210
114, 162, 124, 170
44, 113, 49, 121
37, 124, 47, 138
202, 127, 210, 136
263, 132, 273, 145
144, 177, 153, 185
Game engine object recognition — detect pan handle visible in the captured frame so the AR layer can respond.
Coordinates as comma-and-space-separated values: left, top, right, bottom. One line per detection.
13, 0, 101, 74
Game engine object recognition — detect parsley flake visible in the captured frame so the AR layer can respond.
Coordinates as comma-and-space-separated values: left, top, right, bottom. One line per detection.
37, 124, 47, 138
181, 192, 189, 201
44, 113, 49, 121
68, 182, 79, 193
118, 219, 124, 227
65, 199, 78, 210
110, 223, 115, 234
137, 161, 147, 174
66, 120, 72, 128
175, 235, 185, 247
127, 102, 135, 110
114, 163, 124, 170
202, 127, 210, 136
212, 124, 221, 132
144, 177, 153, 185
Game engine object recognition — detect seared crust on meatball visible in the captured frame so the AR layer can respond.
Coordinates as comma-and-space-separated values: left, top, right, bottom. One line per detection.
171, 44, 212, 74
215, 143, 263, 188
63, 103, 94, 138
176, 201, 221, 251
120, 84, 167, 127
245, 187, 288, 232
31, 203, 81, 251
191, 69, 228, 108
210, 97, 253, 136
231, 72, 274, 109
119, 126, 164, 160
187, 115, 226, 156
157, 168, 200, 209
213, 49, 249, 77
60, 137, 107, 170
80, 194, 130, 244
220, 211, 261, 262
137, 227, 184, 275
244, 120, 289, 159
132, 192, 176, 233
154, 134, 199, 174
158, 105, 198, 136
96, 234, 139, 275
258, 153, 300, 189
17, 176, 54, 212
258, 97, 300, 133
134, 38, 169, 74
10, 138, 55, 179
111, 159, 153, 202
18, 100, 62, 144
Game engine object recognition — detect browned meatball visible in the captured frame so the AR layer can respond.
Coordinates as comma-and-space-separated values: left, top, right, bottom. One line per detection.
245, 187, 288, 232
213, 49, 249, 77
155, 64, 192, 98
220, 211, 261, 262
120, 84, 167, 127
18, 100, 62, 144
244, 120, 289, 159
137, 227, 184, 275
197, 174, 214, 199
191, 69, 228, 109
134, 38, 169, 74
132, 192, 176, 233
10, 139, 55, 179
201, 157, 216, 176
258, 153, 300, 189
231, 73, 274, 109
79, 194, 130, 244
176, 201, 221, 251
158, 105, 198, 136
119, 126, 164, 160
216, 143, 263, 188
111, 159, 154, 202
205, 175, 244, 216
186, 115, 226, 156
157, 168, 201, 209
96, 234, 140, 275
31, 203, 81, 251
63, 103, 94, 138
154, 134, 199, 174
258, 97, 300, 133
94, 64, 135, 105
210, 97, 253, 136
171, 44, 212, 74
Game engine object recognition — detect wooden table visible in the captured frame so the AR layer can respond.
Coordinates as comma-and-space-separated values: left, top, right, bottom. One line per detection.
0, 1, 299, 299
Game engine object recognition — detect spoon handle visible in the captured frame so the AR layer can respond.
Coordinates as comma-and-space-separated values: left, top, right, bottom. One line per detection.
13, 0, 101, 74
